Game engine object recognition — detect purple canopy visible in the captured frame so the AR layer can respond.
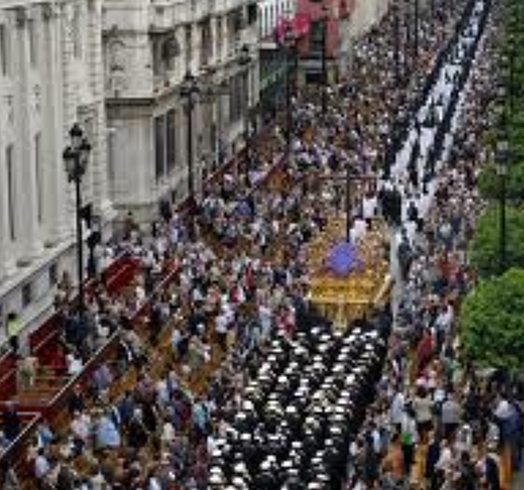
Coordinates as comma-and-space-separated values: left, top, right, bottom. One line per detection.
327, 242, 364, 277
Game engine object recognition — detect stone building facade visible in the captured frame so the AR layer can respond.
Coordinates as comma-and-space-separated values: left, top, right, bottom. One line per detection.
257, 0, 295, 123
0, 0, 395, 339
0, 0, 113, 338
350, 0, 390, 38
296, 0, 390, 82
103, 0, 259, 221
258, 0, 295, 39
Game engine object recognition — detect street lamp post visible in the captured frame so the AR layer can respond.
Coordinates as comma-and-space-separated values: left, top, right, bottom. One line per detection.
238, 45, 252, 183
180, 71, 200, 208
345, 164, 352, 242
63, 124, 91, 313
86, 211, 101, 280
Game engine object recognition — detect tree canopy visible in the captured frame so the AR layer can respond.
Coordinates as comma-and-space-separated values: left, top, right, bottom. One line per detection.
477, 163, 524, 202
468, 206, 524, 278
460, 268, 524, 372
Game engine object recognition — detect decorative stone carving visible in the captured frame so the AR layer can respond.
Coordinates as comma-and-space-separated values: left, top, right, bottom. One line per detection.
106, 39, 128, 95
108, 39, 126, 72
62, 4, 75, 40
14, 7, 27, 29
63, 3, 81, 54
81, 114, 95, 145
42, 2, 56, 21
161, 34, 181, 63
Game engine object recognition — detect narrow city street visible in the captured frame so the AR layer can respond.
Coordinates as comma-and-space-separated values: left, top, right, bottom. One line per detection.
0, 0, 523, 489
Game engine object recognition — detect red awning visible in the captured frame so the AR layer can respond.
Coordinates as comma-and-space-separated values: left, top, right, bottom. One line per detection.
274, 14, 311, 44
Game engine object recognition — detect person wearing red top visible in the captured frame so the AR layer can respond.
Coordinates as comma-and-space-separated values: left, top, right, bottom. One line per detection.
416, 327, 435, 376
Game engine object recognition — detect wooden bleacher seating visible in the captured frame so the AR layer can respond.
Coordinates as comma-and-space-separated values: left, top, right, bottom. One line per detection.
0, 256, 139, 410
0, 125, 286, 486
0, 353, 17, 401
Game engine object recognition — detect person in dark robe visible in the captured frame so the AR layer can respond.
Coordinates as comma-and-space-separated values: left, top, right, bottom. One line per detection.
127, 408, 150, 449
397, 236, 413, 282
2, 404, 21, 442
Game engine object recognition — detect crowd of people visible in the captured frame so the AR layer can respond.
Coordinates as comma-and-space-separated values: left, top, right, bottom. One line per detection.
2, 0, 520, 489
341, 1, 524, 490
208, 311, 391, 490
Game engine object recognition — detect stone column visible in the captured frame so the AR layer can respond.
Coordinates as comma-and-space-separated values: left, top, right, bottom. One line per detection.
60, 1, 79, 240
41, 2, 70, 244
215, 16, 224, 64
209, 16, 218, 66
0, 108, 8, 282
0, 16, 16, 279
191, 21, 200, 73
221, 15, 230, 61
87, 0, 114, 222
12, 7, 42, 263
0, 22, 6, 282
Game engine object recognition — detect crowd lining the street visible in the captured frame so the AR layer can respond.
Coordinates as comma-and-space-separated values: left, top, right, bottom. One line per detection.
1, 0, 522, 489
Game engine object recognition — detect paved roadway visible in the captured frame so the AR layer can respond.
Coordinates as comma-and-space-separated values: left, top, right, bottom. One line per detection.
387, 0, 488, 326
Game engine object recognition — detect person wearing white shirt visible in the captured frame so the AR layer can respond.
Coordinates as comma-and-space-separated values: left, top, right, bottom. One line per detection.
215, 312, 229, 351
350, 217, 367, 244
436, 439, 454, 473
66, 354, 83, 377
455, 423, 473, 455
413, 388, 433, 439
390, 391, 405, 430
148, 477, 162, 490
434, 303, 454, 352
404, 220, 418, 247
362, 195, 377, 220
135, 284, 146, 304
90, 470, 107, 490
441, 393, 462, 438
34, 448, 51, 480
418, 188, 432, 216
494, 398, 511, 420
258, 303, 272, 338
70, 411, 91, 447
161, 420, 175, 452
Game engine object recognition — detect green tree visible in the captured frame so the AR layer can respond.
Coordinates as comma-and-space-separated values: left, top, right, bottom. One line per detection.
469, 206, 524, 278
477, 164, 524, 202
460, 268, 524, 371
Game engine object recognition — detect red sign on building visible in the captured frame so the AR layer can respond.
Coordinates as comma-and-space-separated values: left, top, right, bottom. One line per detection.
274, 13, 311, 44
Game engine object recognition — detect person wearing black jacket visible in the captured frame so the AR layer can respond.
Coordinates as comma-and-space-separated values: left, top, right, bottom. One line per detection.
1, 403, 21, 442
425, 431, 442, 490
127, 408, 149, 449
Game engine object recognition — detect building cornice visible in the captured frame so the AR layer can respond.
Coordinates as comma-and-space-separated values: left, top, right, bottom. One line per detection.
107, 97, 155, 107
106, 97, 156, 119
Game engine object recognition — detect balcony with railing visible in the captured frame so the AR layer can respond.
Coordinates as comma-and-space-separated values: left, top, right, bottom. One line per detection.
149, 0, 191, 31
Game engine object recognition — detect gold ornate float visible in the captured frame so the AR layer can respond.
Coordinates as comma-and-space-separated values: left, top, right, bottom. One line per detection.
306, 217, 392, 327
